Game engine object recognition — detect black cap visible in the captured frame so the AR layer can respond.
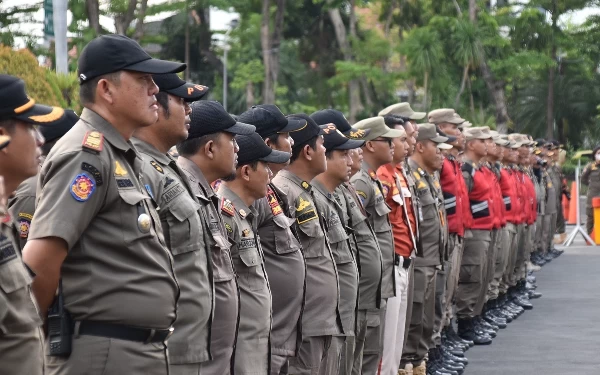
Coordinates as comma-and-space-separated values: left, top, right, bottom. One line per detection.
236, 132, 291, 165
0, 75, 67, 126
40, 109, 79, 142
534, 138, 546, 147
238, 104, 305, 138
78, 34, 186, 84
188, 101, 255, 139
152, 74, 209, 102
310, 109, 353, 134
321, 124, 365, 151
287, 113, 326, 148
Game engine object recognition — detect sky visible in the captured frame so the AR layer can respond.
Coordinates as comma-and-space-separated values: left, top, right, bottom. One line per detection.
1, 0, 599, 48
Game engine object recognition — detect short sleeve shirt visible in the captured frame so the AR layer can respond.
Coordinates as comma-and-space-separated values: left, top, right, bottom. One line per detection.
28, 108, 178, 328
8, 175, 36, 252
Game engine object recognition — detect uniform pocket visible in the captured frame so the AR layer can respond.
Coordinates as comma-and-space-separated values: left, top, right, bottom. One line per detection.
297, 220, 325, 259
327, 225, 353, 264
166, 197, 202, 255
273, 214, 301, 255
0, 256, 31, 294
238, 247, 263, 291
116, 188, 155, 244
372, 202, 391, 233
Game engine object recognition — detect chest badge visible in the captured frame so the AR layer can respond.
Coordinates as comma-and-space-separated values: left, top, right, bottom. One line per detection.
114, 161, 128, 176
138, 213, 151, 233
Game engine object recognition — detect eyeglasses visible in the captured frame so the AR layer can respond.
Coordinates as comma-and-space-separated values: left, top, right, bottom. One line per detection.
371, 138, 393, 146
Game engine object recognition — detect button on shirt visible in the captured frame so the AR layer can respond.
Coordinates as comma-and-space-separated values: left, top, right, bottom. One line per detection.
133, 138, 212, 364
29, 108, 179, 329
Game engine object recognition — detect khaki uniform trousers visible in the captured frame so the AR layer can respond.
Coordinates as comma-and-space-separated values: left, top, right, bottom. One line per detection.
350, 309, 368, 375
288, 336, 332, 375
534, 215, 544, 252
0, 327, 45, 375
518, 225, 535, 280
401, 265, 437, 366
511, 224, 527, 284
487, 227, 506, 301
456, 230, 491, 319
477, 229, 498, 311
360, 301, 386, 375
541, 213, 557, 254
46, 335, 169, 375
442, 235, 463, 328
498, 223, 517, 295
586, 205, 594, 234
432, 262, 447, 347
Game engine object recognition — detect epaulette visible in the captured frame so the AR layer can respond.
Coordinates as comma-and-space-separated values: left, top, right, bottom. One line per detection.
461, 162, 475, 177
221, 198, 235, 216
82, 131, 104, 153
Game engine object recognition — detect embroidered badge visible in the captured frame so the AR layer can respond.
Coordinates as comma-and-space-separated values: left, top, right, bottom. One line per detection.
0, 237, 17, 265
297, 209, 317, 224
242, 228, 251, 237
417, 181, 427, 189
221, 198, 235, 216
116, 178, 134, 188
347, 128, 370, 139
225, 222, 233, 233
381, 184, 390, 197
301, 181, 310, 190
70, 173, 96, 202
356, 190, 367, 205
150, 160, 164, 174
268, 192, 283, 216
114, 161, 128, 176
81, 162, 103, 186
18, 215, 31, 238
296, 196, 312, 212
82, 131, 103, 152
162, 184, 185, 204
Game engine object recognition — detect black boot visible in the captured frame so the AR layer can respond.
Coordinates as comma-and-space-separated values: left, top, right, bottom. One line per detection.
457, 318, 492, 345
448, 323, 473, 349
484, 301, 507, 328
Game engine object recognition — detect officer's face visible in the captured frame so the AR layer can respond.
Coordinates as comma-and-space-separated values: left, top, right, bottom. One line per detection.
469, 139, 487, 157
326, 149, 353, 184
404, 123, 417, 156
485, 139, 496, 158
371, 137, 394, 165
311, 135, 327, 174
115, 71, 160, 128
392, 134, 408, 163
0, 121, 44, 190
350, 148, 362, 177
216, 132, 239, 179
419, 140, 440, 170
248, 161, 272, 199
159, 94, 190, 147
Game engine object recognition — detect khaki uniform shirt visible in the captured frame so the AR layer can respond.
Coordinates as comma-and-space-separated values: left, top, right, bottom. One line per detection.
133, 139, 212, 364
543, 168, 557, 215
177, 156, 238, 371
217, 185, 271, 374
29, 108, 178, 328
350, 161, 395, 298
272, 170, 342, 337
583, 162, 600, 203
313, 180, 358, 336
337, 183, 382, 310
0, 220, 44, 374
8, 175, 36, 252
408, 158, 445, 267
255, 183, 305, 357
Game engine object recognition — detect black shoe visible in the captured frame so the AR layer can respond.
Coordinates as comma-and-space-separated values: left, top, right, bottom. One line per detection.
514, 297, 533, 310
528, 289, 542, 299
448, 324, 473, 348
484, 313, 507, 329
441, 345, 468, 365
458, 319, 493, 345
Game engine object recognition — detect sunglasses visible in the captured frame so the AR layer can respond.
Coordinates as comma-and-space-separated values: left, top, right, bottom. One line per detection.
371, 138, 393, 146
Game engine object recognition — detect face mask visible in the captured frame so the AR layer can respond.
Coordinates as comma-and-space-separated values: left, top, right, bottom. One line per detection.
595, 153, 600, 162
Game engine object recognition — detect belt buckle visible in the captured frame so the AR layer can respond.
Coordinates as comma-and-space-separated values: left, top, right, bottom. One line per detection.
144, 329, 156, 344
165, 327, 174, 342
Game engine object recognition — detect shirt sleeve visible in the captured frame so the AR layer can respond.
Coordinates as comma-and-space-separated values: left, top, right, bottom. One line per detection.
29, 150, 108, 249
350, 176, 372, 208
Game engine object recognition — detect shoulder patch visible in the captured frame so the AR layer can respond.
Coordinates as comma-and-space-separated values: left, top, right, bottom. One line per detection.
150, 160, 164, 174
267, 188, 283, 216
82, 131, 104, 152
70, 172, 96, 202
412, 171, 421, 180
417, 180, 427, 189
81, 162, 103, 186
356, 190, 367, 205
221, 198, 235, 216
297, 208, 317, 225
18, 213, 32, 239
381, 184, 390, 198
296, 196, 312, 212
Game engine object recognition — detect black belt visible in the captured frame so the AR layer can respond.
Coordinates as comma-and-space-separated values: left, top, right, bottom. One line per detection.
77, 320, 174, 343
394, 255, 412, 269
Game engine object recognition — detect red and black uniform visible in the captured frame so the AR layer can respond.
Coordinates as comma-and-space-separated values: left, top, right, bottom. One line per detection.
463, 162, 495, 231
499, 165, 521, 225
440, 155, 470, 236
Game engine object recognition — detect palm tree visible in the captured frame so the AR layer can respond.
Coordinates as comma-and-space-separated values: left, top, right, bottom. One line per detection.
451, 19, 483, 116
400, 26, 444, 111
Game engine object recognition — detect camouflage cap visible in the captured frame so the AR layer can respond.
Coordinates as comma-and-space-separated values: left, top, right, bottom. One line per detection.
378, 102, 426, 120
349, 116, 404, 141
428, 108, 465, 125
464, 127, 492, 141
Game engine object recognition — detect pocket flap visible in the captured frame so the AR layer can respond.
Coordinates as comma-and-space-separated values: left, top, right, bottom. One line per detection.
374, 201, 391, 216
273, 213, 295, 229
297, 219, 322, 239
239, 247, 260, 268
0, 260, 31, 294
169, 198, 200, 222
117, 188, 147, 206
327, 226, 348, 244
366, 310, 381, 328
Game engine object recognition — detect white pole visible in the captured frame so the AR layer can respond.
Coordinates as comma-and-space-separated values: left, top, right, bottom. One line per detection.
223, 47, 228, 111
53, 0, 68, 74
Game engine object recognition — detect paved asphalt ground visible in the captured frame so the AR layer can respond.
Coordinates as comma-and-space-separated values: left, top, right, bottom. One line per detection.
464, 225, 600, 375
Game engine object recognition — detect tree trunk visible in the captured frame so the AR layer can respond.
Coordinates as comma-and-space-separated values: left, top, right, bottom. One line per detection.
133, 0, 148, 41
114, 0, 138, 35
467, 72, 476, 119
455, 64, 469, 108
360, 75, 373, 110
469, 0, 477, 21
261, 0, 285, 104
327, 0, 363, 122
85, 0, 101, 35
422, 71, 429, 111
184, 1, 190, 80
546, 0, 558, 139
246, 82, 255, 108
480, 59, 510, 133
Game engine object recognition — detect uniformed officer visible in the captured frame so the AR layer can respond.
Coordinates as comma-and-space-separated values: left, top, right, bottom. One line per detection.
311, 109, 383, 375
348, 116, 404, 375
272, 114, 342, 374
237, 105, 306, 374
176, 100, 257, 374
455, 127, 495, 346
530, 143, 548, 268
23, 34, 185, 374
582, 146, 600, 234
401, 123, 449, 375
9, 109, 79, 252
309, 122, 363, 375
0, 74, 66, 375
376, 115, 419, 375
546, 141, 566, 257
131, 74, 224, 375
218, 132, 290, 374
